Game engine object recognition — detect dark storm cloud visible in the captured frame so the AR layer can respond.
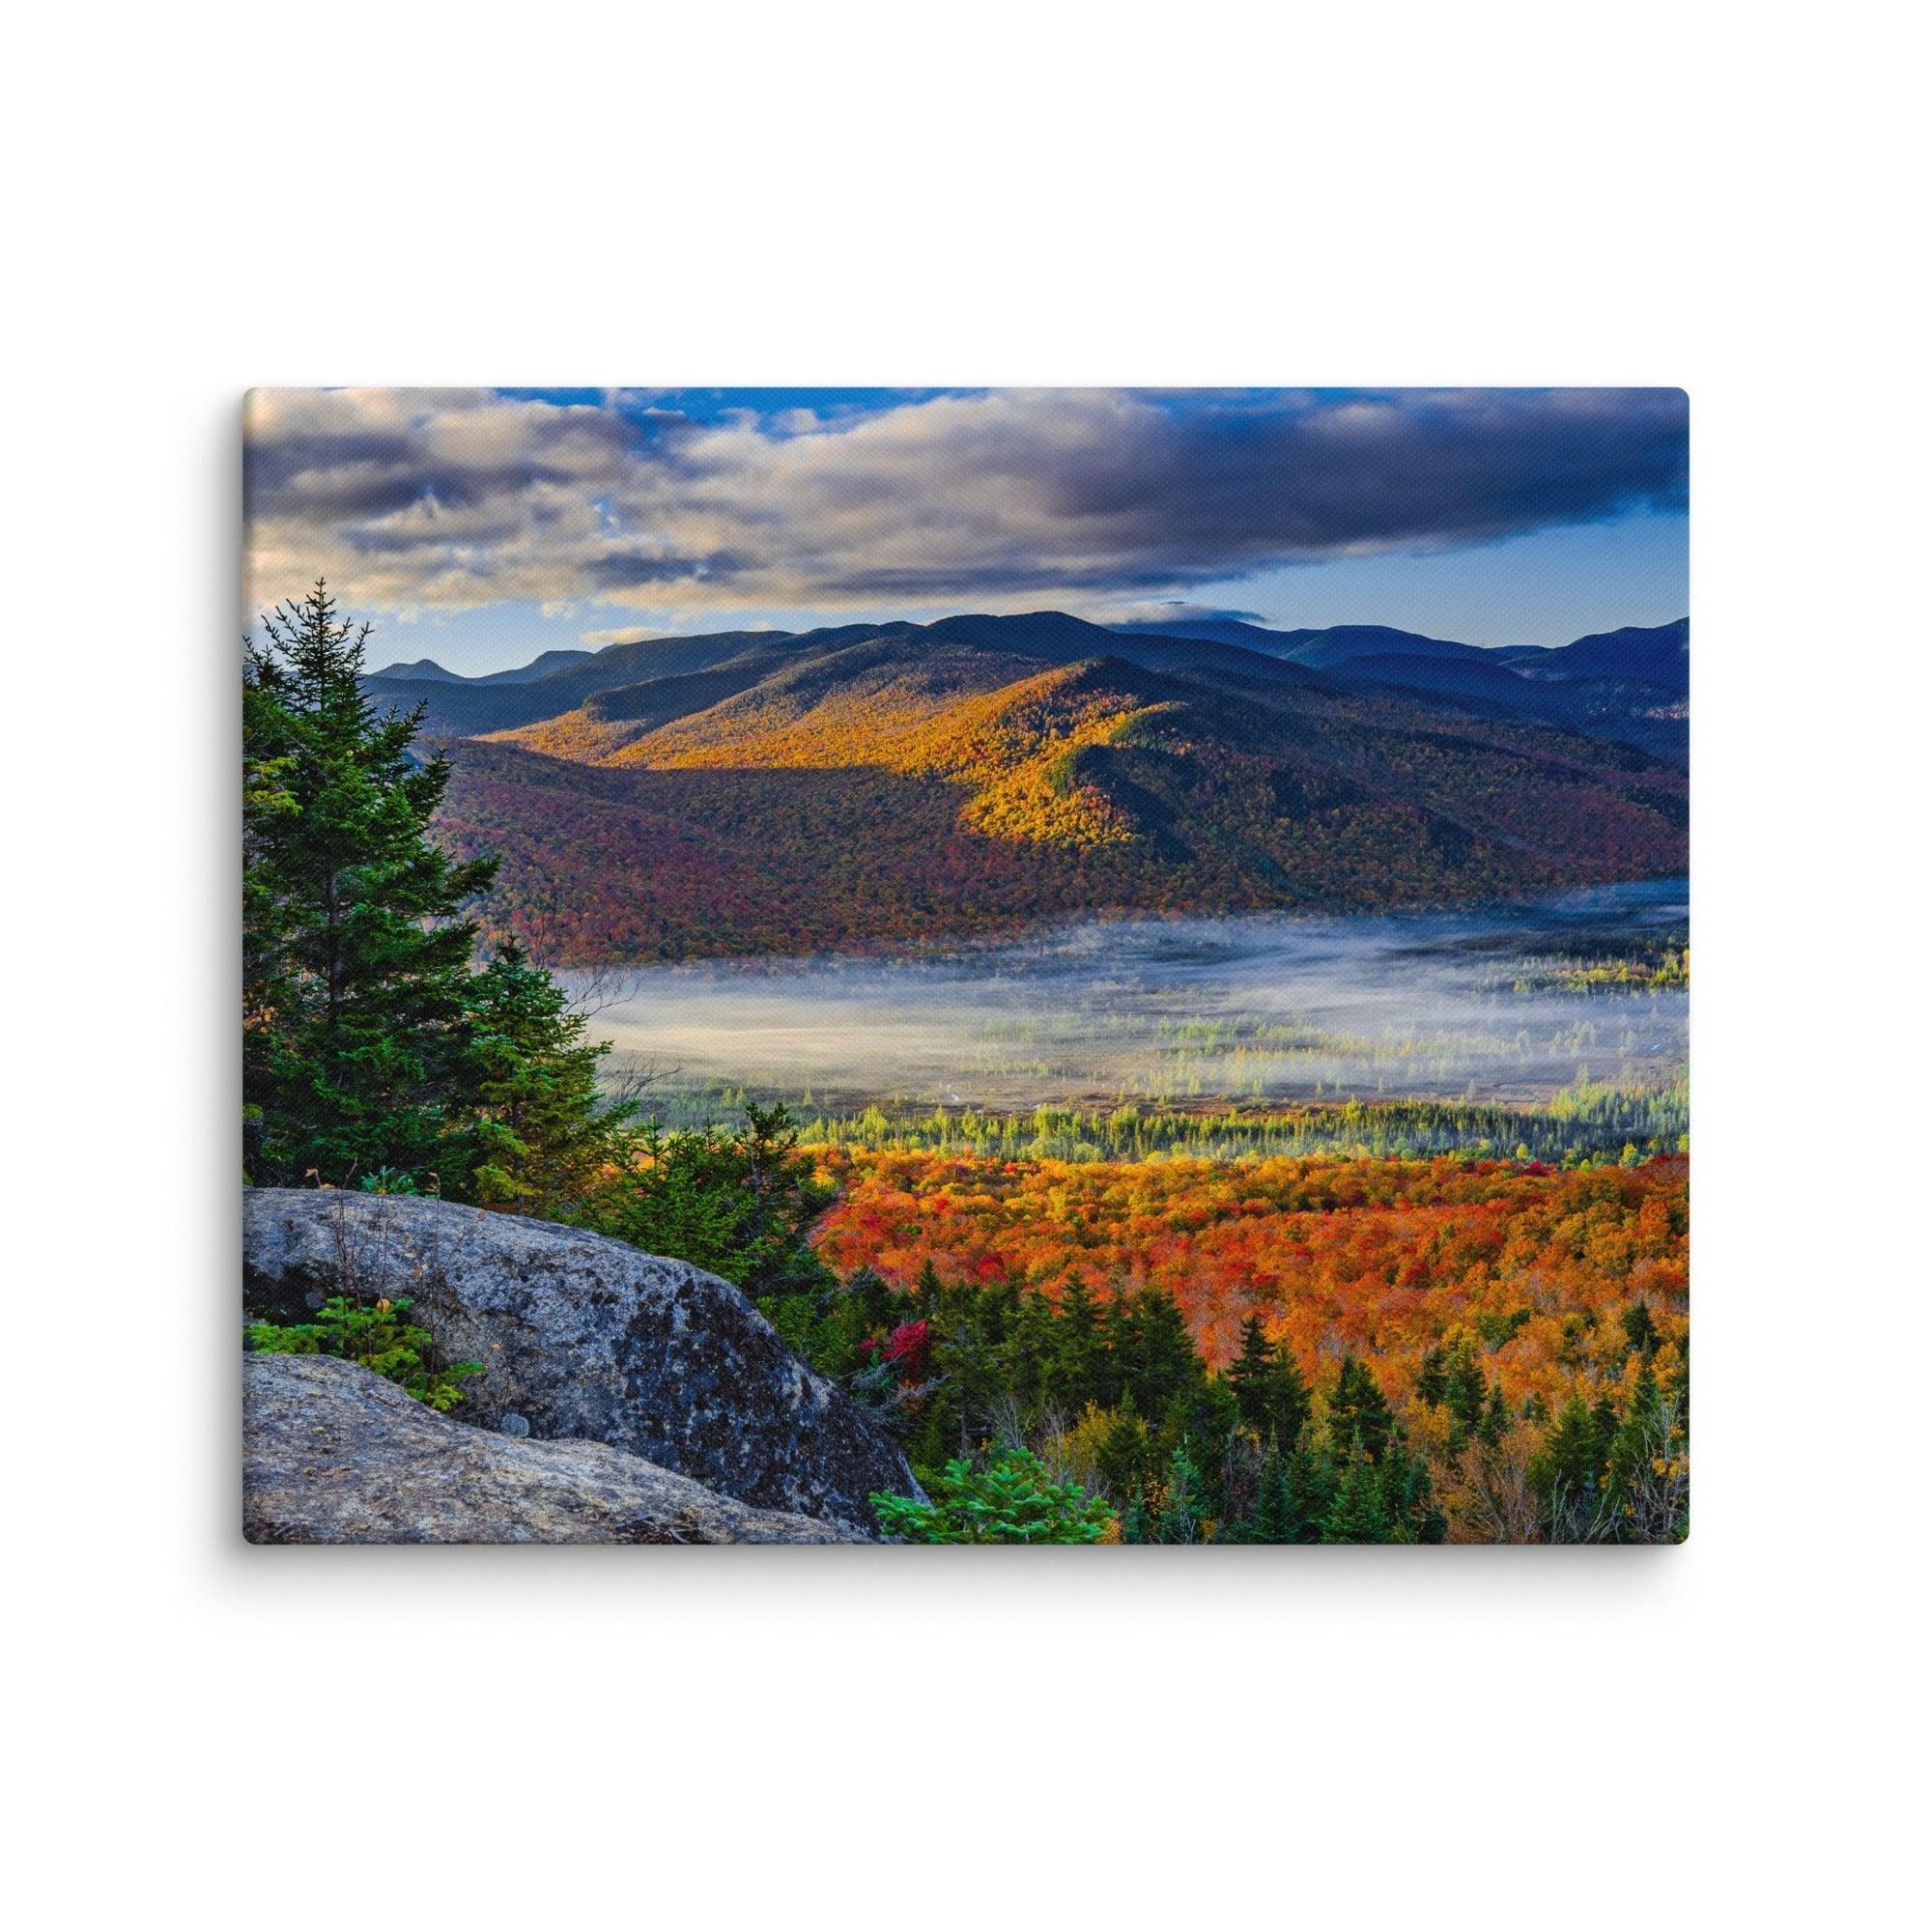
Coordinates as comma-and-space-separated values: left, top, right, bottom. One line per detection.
242, 386, 1687, 616
1025, 389, 1687, 566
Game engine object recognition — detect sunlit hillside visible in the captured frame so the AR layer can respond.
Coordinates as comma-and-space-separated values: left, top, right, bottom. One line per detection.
440, 626, 1688, 961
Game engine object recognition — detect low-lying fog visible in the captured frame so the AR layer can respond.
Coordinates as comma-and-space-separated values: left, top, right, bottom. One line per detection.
561, 879, 1688, 1114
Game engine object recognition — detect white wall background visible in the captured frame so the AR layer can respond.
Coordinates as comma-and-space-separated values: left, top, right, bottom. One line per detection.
4, 3, 1924, 1924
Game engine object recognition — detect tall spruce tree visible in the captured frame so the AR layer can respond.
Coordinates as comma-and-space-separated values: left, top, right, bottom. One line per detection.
1528, 1396, 1607, 1542
1112, 1287, 1200, 1417
459, 939, 632, 1212
1002, 1290, 1063, 1430
1241, 1449, 1299, 1544
1226, 1314, 1312, 1446
1329, 1355, 1396, 1465
243, 582, 497, 1187
1322, 1435, 1397, 1544
1283, 1433, 1338, 1543
1226, 1315, 1274, 1424
1444, 1342, 1489, 1434
1050, 1274, 1103, 1412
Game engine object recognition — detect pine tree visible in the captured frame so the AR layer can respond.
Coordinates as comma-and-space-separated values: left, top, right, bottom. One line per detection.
1002, 1290, 1062, 1431
1621, 1300, 1660, 1358
1226, 1316, 1310, 1446
1529, 1396, 1607, 1542
915, 1257, 944, 1318
1600, 1367, 1684, 1542
592, 1101, 836, 1304
1444, 1341, 1488, 1434
1479, 1382, 1510, 1448
1226, 1315, 1275, 1426
1150, 1444, 1207, 1545
1159, 1375, 1240, 1519
1416, 1345, 1449, 1407
1113, 1287, 1200, 1418
1094, 1396, 1154, 1509
1329, 1355, 1395, 1464
1322, 1435, 1396, 1543
843, 1265, 901, 1340
1283, 1433, 1338, 1543
1377, 1439, 1448, 1544
1226, 1442, 1309, 1544
243, 582, 497, 1187
1051, 1274, 1103, 1411
460, 940, 631, 1213
932, 1279, 1005, 1458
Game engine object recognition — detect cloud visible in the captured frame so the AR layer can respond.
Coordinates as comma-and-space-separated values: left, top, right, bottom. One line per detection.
243, 386, 1687, 620
1079, 597, 1269, 629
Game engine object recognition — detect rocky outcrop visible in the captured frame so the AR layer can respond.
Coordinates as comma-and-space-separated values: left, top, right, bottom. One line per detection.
245, 1354, 862, 1544
242, 1188, 917, 1534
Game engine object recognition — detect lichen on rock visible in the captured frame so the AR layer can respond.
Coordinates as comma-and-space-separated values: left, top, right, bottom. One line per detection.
244, 1354, 864, 1545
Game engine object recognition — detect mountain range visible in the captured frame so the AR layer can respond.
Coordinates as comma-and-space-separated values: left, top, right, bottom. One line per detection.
365, 611, 1689, 962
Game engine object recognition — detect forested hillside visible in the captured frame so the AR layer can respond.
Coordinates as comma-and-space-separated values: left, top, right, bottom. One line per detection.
416, 616, 1687, 962
781, 1144, 1689, 1544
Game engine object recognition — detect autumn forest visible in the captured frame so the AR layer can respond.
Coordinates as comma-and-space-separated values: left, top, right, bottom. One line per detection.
246, 385, 1690, 1546
387, 611, 1689, 1543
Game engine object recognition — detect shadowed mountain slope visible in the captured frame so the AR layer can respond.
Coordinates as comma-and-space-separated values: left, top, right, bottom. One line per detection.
1494, 618, 1690, 692
418, 616, 1688, 962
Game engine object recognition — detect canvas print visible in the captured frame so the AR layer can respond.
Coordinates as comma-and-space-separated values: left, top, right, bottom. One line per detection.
242, 387, 1689, 1545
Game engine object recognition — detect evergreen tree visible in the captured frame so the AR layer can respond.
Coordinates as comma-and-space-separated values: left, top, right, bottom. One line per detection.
931, 1279, 1005, 1458
1159, 1376, 1241, 1518
1322, 1435, 1397, 1543
1416, 1345, 1449, 1407
1329, 1355, 1395, 1464
1003, 1290, 1062, 1430
1377, 1439, 1448, 1544
1112, 1286, 1200, 1418
1282, 1434, 1338, 1544
1600, 1367, 1684, 1542
1226, 1314, 1310, 1445
243, 582, 497, 1187
1225, 1441, 1313, 1544
1479, 1382, 1511, 1448
590, 1102, 836, 1303
459, 939, 631, 1213
1444, 1342, 1488, 1434
1227, 1315, 1275, 1422
1621, 1300, 1660, 1359
1529, 1396, 1607, 1542
914, 1257, 944, 1318
1050, 1274, 1104, 1412
1094, 1396, 1155, 1509
871, 1449, 1113, 1545
1149, 1444, 1207, 1545
843, 1265, 902, 1339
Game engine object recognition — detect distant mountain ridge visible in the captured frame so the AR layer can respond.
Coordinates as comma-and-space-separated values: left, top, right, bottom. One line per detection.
370, 611, 1689, 753
374, 646, 596, 686
1493, 617, 1689, 689
1106, 614, 1688, 757
378, 606, 1689, 962
1117, 615, 1489, 667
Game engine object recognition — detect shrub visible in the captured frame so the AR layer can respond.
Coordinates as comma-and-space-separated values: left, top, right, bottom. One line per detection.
871, 1448, 1115, 1544
587, 1102, 837, 1301
245, 1294, 482, 1412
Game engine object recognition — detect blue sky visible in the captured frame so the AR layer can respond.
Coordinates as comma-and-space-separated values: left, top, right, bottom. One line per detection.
243, 386, 1687, 673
